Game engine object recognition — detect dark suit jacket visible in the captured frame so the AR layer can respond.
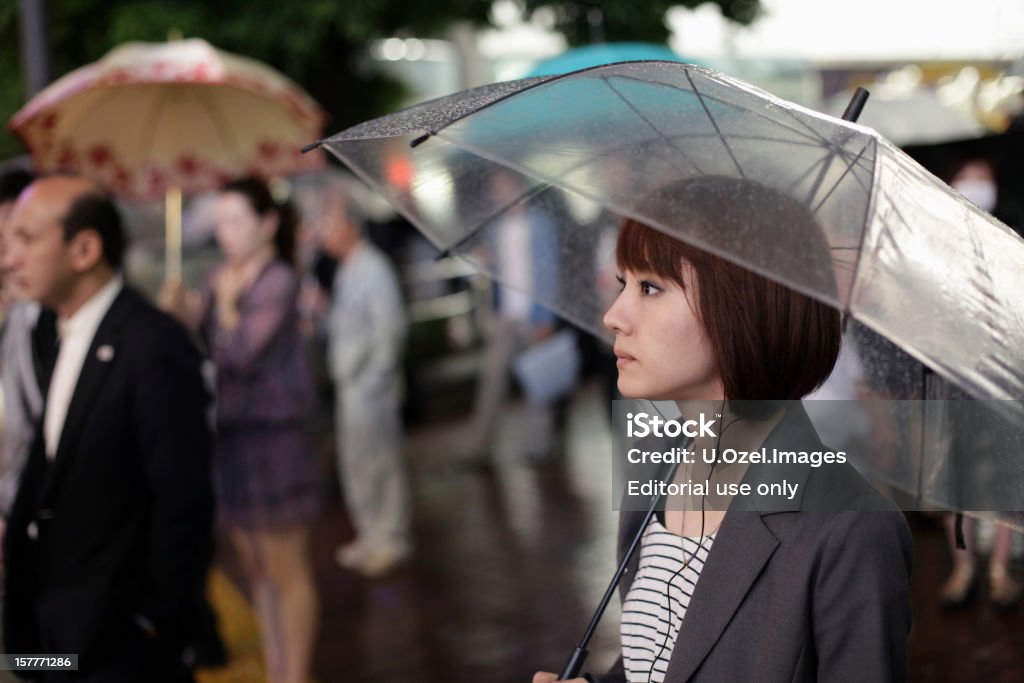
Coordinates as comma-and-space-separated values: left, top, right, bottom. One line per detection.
592, 404, 913, 683
3, 286, 214, 677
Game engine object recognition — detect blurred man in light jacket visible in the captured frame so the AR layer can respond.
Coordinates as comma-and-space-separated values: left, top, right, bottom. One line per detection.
319, 182, 410, 578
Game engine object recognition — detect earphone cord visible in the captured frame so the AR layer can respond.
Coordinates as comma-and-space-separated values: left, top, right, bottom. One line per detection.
645, 400, 741, 683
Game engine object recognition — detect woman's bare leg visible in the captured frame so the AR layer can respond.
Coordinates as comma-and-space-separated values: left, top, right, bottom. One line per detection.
259, 525, 319, 683
229, 527, 285, 681
939, 513, 976, 605
989, 523, 1021, 607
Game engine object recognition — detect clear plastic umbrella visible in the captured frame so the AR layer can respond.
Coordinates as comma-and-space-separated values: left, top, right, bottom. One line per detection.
309, 61, 1024, 516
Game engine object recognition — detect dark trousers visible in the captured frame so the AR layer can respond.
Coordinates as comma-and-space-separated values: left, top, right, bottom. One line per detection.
28, 626, 194, 683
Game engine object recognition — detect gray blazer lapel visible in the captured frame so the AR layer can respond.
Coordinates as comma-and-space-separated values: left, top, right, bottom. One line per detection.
663, 511, 779, 683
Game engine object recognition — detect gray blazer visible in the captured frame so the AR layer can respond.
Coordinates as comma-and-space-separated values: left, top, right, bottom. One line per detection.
592, 404, 913, 683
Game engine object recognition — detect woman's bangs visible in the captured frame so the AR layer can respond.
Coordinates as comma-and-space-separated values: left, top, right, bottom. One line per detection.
615, 219, 689, 285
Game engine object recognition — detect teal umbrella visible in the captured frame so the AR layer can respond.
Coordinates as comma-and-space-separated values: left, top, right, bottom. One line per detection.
526, 42, 697, 77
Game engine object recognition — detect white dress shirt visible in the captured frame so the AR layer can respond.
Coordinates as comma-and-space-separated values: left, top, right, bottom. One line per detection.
44, 276, 123, 460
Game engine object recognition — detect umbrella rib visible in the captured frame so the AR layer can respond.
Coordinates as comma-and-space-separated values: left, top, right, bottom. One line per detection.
607, 71, 830, 148
810, 137, 873, 214
828, 142, 876, 195
772, 107, 878, 217
437, 181, 553, 257
776, 105, 843, 150
684, 71, 744, 178
137, 86, 172, 164
803, 138, 844, 207
658, 131, 840, 150
600, 76, 705, 175
784, 154, 831, 198
63, 89, 125, 161
803, 130, 874, 208
190, 85, 242, 160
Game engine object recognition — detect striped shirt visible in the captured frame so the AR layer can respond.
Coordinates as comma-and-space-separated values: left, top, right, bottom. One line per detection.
621, 516, 717, 683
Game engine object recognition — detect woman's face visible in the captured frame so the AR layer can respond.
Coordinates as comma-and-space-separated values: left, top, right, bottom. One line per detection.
215, 192, 275, 264
602, 265, 724, 402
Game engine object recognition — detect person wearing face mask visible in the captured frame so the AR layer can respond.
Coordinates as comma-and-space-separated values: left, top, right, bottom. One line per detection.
949, 158, 999, 214
937, 158, 1022, 611
933, 157, 1019, 610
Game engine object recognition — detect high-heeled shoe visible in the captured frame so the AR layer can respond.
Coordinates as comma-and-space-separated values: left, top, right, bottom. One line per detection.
939, 563, 977, 609
989, 564, 1021, 611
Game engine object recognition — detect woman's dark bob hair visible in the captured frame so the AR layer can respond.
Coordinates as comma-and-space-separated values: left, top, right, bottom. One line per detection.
616, 176, 842, 415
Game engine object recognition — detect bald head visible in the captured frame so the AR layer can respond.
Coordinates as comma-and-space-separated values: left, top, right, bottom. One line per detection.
6, 175, 125, 312
17, 175, 102, 208
9, 176, 103, 241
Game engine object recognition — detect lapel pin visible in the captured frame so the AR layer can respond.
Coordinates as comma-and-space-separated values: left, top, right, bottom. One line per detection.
96, 345, 115, 362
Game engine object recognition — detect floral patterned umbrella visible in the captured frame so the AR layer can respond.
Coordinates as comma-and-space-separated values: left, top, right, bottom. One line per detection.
8, 38, 326, 277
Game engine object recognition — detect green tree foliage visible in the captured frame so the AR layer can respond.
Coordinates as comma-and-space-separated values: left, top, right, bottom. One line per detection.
524, 0, 759, 45
0, 0, 492, 160
0, 0, 759, 161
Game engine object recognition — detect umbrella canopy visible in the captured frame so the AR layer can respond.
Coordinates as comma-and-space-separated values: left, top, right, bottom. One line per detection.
313, 61, 1024, 512
526, 42, 696, 77
8, 38, 326, 202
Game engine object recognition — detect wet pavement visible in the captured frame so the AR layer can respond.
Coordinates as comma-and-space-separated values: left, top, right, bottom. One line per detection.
203, 377, 1024, 683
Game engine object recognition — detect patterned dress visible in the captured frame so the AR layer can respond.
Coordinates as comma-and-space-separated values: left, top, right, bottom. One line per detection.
201, 258, 320, 530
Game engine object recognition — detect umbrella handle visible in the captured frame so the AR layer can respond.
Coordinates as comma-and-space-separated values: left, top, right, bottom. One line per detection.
165, 186, 183, 282
558, 441, 690, 680
558, 645, 588, 680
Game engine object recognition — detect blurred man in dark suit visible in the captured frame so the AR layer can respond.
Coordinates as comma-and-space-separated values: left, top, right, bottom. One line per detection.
2, 176, 213, 682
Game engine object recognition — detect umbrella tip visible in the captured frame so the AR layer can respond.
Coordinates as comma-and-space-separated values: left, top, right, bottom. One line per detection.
842, 88, 870, 123
300, 141, 322, 154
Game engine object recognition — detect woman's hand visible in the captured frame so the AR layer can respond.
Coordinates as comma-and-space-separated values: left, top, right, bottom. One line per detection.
214, 265, 247, 331
157, 278, 189, 320
532, 672, 586, 683
215, 263, 245, 305
159, 278, 204, 328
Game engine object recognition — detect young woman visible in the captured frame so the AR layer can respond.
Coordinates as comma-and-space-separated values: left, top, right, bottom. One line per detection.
535, 176, 912, 683
198, 177, 321, 683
